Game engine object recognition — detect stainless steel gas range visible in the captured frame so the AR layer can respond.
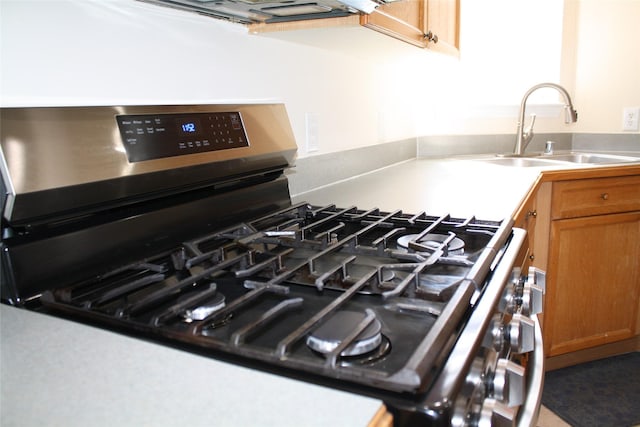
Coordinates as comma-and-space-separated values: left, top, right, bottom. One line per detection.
0, 104, 545, 426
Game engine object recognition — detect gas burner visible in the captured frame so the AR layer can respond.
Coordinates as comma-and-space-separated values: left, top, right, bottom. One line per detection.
306, 310, 383, 357
338, 336, 391, 366
397, 233, 465, 255
182, 293, 226, 323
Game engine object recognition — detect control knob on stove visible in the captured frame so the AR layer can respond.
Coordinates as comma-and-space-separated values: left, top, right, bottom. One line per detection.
483, 314, 535, 354
491, 358, 525, 407
453, 355, 523, 427
522, 267, 545, 316
527, 266, 546, 292
483, 314, 506, 352
520, 282, 544, 316
476, 398, 516, 427
507, 313, 535, 354
498, 274, 519, 315
500, 267, 545, 316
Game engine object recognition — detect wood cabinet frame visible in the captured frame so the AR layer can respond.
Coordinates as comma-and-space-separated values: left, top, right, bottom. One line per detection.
516, 166, 640, 370
250, 0, 459, 54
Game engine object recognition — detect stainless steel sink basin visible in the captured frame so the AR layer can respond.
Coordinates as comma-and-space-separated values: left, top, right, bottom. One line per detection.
479, 157, 563, 167
473, 152, 640, 167
540, 152, 640, 164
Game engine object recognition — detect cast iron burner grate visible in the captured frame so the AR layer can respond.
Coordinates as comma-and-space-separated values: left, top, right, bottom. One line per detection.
40, 203, 509, 394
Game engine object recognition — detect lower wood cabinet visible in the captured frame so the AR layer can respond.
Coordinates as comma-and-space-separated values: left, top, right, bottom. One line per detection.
544, 211, 640, 356
517, 170, 640, 362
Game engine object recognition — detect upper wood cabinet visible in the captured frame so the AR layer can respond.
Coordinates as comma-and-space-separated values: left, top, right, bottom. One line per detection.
361, 0, 459, 52
425, 0, 459, 50
249, 0, 459, 54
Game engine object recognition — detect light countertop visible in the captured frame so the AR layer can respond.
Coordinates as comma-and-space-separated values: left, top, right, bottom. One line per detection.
0, 305, 383, 427
293, 158, 544, 220
1, 157, 545, 427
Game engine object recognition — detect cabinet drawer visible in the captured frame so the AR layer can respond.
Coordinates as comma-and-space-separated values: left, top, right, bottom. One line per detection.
552, 175, 640, 219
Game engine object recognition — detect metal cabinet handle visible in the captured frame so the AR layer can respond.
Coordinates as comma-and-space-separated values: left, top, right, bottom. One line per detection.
601, 193, 609, 200
527, 210, 537, 218
424, 31, 439, 43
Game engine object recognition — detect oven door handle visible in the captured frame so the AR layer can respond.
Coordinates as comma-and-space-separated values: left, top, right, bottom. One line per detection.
517, 313, 544, 427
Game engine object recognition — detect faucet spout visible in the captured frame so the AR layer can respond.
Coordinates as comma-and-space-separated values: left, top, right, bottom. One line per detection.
514, 83, 578, 156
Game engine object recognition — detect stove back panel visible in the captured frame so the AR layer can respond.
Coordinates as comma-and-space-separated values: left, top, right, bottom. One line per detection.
0, 104, 297, 227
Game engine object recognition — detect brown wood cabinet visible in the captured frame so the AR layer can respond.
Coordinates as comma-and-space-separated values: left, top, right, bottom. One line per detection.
514, 180, 551, 330
544, 175, 640, 357
514, 180, 550, 270
250, 0, 459, 53
550, 175, 640, 219
545, 211, 640, 355
518, 170, 640, 366
361, 0, 459, 52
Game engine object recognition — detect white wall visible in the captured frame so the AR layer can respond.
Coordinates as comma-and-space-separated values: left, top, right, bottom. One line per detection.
569, 0, 640, 134
454, 0, 640, 137
1, 0, 638, 159
0, 0, 444, 157
413, 0, 569, 137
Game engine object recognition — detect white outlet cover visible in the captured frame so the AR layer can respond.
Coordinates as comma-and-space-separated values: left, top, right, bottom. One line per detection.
622, 107, 640, 131
305, 112, 319, 152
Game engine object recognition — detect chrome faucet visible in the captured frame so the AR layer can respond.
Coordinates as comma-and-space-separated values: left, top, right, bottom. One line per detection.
514, 83, 578, 156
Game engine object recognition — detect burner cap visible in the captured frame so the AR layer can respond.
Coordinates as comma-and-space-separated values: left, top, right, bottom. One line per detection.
306, 310, 382, 357
397, 233, 465, 255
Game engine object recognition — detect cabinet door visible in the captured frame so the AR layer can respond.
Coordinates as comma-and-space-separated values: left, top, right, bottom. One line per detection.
426, 0, 459, 50
361, 0, 458, 50
544, 211, 640, 356
361, 0, 428, 47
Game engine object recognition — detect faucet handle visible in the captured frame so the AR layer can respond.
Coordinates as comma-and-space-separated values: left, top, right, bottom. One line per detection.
525, 113, 537, 133
523, 113, 536, 144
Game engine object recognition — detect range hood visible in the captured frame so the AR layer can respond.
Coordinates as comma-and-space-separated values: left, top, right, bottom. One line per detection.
138, 0, 384, 24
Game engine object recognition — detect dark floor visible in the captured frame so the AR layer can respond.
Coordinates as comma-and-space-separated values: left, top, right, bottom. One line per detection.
538, 352, 640, 427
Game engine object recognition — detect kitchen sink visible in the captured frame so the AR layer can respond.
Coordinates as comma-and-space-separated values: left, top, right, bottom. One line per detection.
540, 152, 640, 164
479, 157, 563, 167
472, 152, 640, 167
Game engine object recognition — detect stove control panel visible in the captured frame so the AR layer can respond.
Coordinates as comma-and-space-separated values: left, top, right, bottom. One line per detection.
452, 265, 545, 427
499, 267, 545, 316
116, 111, 250, 162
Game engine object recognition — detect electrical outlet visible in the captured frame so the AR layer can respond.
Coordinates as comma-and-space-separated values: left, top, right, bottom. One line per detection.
305, 112, 319, 153
622, 107, 640, 131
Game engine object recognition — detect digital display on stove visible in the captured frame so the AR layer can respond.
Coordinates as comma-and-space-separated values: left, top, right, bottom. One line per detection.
116, 112, 249, 162
178, 120, 199, 135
